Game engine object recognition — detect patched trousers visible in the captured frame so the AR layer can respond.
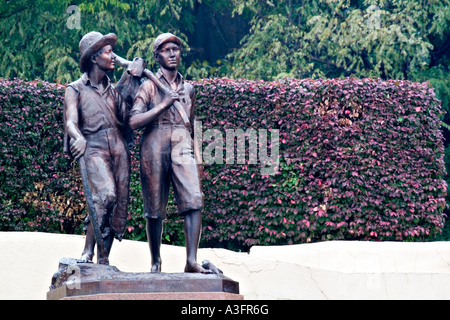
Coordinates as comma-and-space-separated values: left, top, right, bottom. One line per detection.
82, 127, 130, 240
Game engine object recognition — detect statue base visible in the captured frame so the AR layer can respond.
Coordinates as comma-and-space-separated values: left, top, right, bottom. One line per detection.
47, 258, 243, 300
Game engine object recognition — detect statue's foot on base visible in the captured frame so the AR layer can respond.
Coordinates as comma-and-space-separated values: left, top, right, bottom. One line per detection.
97, 257, 109, 265
185, 261, 213, 274
78, 252, 93, 263
202, 260, 223, 274
151, 262, 161, 273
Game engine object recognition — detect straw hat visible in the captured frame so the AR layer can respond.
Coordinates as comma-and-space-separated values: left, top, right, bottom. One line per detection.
79, 31, 117, 72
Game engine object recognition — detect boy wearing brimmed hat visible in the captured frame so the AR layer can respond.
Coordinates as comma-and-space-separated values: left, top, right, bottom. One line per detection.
130, 33, 208, 273
64, 31, 141, 264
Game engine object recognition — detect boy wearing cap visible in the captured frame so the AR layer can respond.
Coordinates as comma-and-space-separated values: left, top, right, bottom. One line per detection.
64, 31, 141, 264
130, 33, 207, 273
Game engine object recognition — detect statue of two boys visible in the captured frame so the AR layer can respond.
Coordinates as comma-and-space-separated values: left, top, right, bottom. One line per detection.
64, 31, 209, 273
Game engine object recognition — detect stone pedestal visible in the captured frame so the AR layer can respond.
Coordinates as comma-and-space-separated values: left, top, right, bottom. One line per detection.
47, 258, 243, 300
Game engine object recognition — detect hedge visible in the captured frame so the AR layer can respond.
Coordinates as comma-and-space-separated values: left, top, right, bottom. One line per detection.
195, 77, 447, 249
0, 77, 447, 251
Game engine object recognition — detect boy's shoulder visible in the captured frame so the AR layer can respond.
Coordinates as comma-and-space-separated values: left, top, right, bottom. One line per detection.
140, 78, 157, 92
67, 74, 87, 92
183, 81, 194, 97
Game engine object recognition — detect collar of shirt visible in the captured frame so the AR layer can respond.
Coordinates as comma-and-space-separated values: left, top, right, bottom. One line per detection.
81, 72, 112, 95
156, 69, 184, 91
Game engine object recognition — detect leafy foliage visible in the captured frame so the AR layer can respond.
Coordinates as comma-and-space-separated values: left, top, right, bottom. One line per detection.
226, 0, 449, 80
0, 0, 198, 84
0, 78, 446, 251
0, 79, 83, 232
195, 76, 446, 250
0, 0, 448, 247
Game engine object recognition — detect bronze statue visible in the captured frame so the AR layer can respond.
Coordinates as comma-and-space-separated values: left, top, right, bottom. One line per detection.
63, 32, 142, 265
128, 33, 208, 273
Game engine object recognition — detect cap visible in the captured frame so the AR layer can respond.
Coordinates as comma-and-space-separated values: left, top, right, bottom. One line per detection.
152, 33, 182, 55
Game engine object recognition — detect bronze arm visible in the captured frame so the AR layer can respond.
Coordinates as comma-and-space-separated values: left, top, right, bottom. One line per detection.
113, 54, 191, 129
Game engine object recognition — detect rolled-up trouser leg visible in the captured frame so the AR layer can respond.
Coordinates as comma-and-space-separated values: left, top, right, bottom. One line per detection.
170, 128, 203, 215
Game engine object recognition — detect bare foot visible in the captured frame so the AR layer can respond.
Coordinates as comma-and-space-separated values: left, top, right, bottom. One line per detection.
202, 260, 223, 274
97, 257, 109, 265
151, 262, 161, 273
185, 261, 213, 274
150, 257, 162, 273
78, 252, 93, 263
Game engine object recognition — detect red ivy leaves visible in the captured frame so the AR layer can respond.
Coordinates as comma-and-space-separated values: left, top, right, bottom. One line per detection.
0, 77, 446, 251
193, 77, 446, 249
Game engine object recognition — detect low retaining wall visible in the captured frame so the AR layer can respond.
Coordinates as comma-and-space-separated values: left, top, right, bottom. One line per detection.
1, 232, 449, 299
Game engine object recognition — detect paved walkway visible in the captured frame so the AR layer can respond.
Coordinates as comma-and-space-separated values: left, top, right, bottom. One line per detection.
1, 232, 449, 299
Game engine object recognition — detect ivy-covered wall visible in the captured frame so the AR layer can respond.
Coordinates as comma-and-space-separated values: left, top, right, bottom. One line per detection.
0, 77, 446, 251
195, 77, 447, 250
